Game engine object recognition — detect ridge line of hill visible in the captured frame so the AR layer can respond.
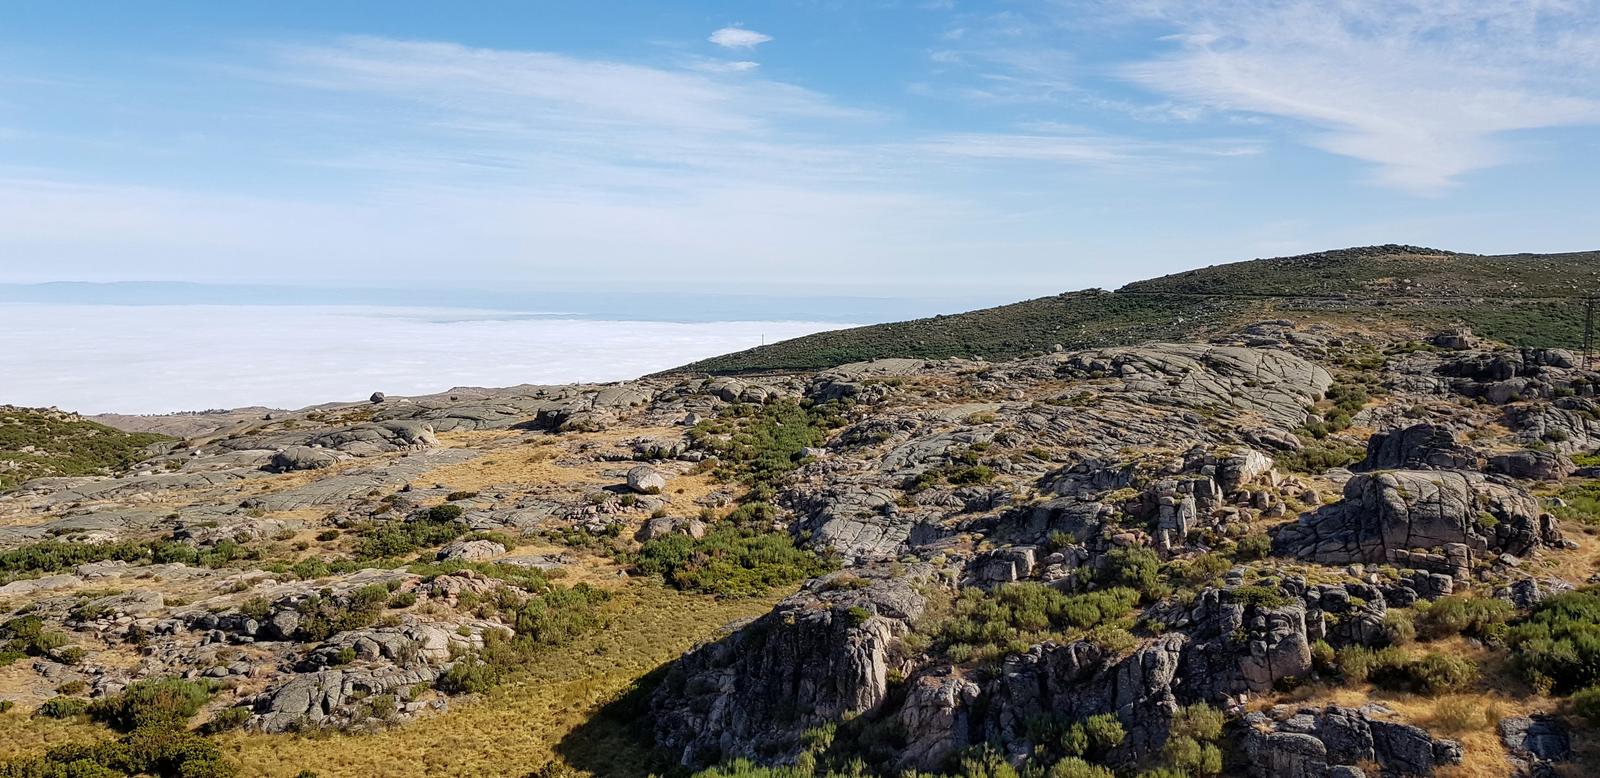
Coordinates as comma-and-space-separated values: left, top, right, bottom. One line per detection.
667, 244, 1600, 375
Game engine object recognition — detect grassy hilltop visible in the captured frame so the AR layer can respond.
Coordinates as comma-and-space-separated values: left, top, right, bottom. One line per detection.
677, 245, 1600, 374
0, 407, 170, 491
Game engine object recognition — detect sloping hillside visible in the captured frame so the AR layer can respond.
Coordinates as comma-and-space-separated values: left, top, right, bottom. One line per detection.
677, 245, 1600, 374
0, 406, 170, 491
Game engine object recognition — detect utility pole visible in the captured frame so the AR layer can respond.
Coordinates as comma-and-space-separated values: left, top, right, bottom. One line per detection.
1585, 297, 1595, 370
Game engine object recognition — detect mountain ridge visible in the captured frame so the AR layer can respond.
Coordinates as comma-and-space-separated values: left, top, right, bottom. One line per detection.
673, 245, 1600, 374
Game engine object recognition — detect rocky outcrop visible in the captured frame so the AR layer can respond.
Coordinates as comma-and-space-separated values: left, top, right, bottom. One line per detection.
1275, 470, 1562, 564
1241, 705, 1462, 777
1059, 344, 1332, 429
651, 570, 929, 767
1488, 450, 1571, 481
1499, 715, 1571, 777
306, 421, 440, 455
268, 446, 341, 473
436, 539, 505, 562
1359, 424, 1481, 471
249, 664, 440, 732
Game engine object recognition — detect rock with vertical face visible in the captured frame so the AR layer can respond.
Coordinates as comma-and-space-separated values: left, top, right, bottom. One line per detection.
1274, 470, 1559, 564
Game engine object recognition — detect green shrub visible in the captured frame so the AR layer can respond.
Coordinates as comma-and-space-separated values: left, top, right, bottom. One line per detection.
688, 399, 842, 491
1170, 704, 1225, 742
927, 584, 1139, 663
387, 591, 418, 609
87, 677, 214, 732
632, 518, 833, 598
1233, 534, 1271, 561
35, 696, 88, 719
1507, 588, 1600, 693
1230, 586, 1290, 609
1418, 596, 1512, 641
1081, 714, 1124, 753
1550, 482, 1600, 525
1342, 647, 1476, 695
436, 657, 499, 695
1092, 547, 1168, 600
292, 592, 385, 642
1047, 758, 1115, 778
1573, 685, 1600, 725
200, 705, 253, 734
1161, 736, 1223, 777
1277, 439, 1365, 474
354, 512, 468, 560
0, 615, 72, 665
1382, 609, 1417, 646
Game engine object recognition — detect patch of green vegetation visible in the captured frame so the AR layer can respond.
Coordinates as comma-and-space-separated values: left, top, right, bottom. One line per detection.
688, 399, 845, 492
632, 507, 835, 598
920, 583, 1140, 664
0, 407, 172, 492
905, 446, 998, 493
1335, 646, 1478, 695
0, 538, 267, 585
1415, 596, 1512, 642
353, 506, 469, 560
5, 676, 234, 777
435, 584, 611, 695
291, 585, 391, 642
1507, 588, 1600, 694
1088, 547, 1169, 601
1549, 481, 1600, 525
672, 247, 1600, 374
86, 678, 214, 732
0, 616, 71, 667
1276, 438, 1365, 474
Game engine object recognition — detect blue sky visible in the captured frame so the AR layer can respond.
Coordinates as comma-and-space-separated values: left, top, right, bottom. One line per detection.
3, 1, 1599, 298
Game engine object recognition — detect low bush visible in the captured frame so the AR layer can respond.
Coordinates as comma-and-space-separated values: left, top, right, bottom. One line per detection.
0, 615, 71, 666
633, 516, 833, 598
354, 509, 468, 560
1507, 588, 1600, 693
1339, 646, 1477, 694
1277, 439, 1365, 474
1573, 685, 1600, 725
1090, 547, 1168, 601
1417, 596, 1512, 642
1233, 534, 1271, 561
34, 696, 88, 719
88, 677, 214, 732
927, 584, 1140, 663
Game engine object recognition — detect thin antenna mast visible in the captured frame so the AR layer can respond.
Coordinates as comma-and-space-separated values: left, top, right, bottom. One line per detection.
1585, 297, 1595, 370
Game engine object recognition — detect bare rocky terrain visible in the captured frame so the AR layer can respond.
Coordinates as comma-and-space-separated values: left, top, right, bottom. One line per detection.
6, 264, 1600, 776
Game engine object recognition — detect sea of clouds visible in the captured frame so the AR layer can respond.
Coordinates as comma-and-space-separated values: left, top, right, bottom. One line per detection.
0, 304, 850, 414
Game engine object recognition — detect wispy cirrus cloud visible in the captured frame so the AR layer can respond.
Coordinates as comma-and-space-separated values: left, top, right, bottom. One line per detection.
0, 31, 1264, 292
1118, 1, 1600, 193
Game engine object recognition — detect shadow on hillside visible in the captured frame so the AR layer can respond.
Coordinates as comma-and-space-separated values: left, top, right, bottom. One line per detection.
552, 661, 677, 778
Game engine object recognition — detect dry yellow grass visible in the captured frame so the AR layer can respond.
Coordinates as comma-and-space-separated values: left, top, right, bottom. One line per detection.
1261, 638, 1563, 778
221, 583, 780, 777
416, 448, 603, 494
0, 714, 107, 761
